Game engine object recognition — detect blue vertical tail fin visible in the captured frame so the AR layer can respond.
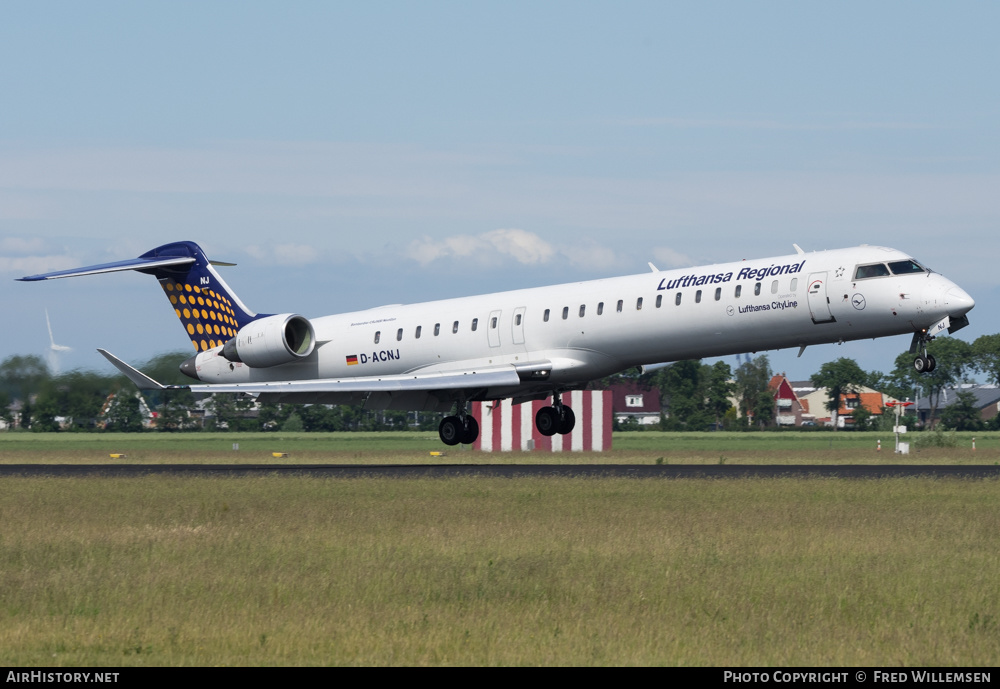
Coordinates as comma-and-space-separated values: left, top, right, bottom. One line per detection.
139, 242, 262, 352
18, 241, 264, 353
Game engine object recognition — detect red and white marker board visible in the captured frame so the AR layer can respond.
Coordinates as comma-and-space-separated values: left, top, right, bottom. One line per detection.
471, 391, 613, 452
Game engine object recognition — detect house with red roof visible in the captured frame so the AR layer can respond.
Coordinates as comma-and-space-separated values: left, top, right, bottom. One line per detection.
768, 373, 811, 426
795, 385, 893, 428
610, 381, 662, 426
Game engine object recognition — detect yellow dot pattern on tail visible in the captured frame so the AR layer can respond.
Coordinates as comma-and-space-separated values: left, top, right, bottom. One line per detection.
161, 280, 242, 352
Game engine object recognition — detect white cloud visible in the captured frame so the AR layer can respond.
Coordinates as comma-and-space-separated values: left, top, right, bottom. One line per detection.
560, 241, 621, 271
0, 142, 493, 198
0, 254, 79, 276
481, 229, 555, 264
0, 237, 78, 276
652, 247, 693, 268
405, 228, 630, 272
0, 237, 49, 255
245, 244, 321, 266
408, 229, 555, 266
618, 117, 935, 131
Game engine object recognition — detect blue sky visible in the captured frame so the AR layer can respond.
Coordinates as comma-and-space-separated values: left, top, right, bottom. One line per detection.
3, 1, 998, 380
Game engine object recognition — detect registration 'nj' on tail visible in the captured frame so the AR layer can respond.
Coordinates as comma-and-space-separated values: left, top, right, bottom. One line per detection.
18, 241, 263, 353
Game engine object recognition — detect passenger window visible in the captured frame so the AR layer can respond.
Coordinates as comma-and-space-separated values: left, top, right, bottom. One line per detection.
396, 328, 403, 341
562, 307, 569, 320
789, 278, 797, 291
636, 297, 643, 310
471, 318, 478, 332
617, 300, 623, 313
579, 305, 585, 317
515, 314, 521, 326
735, 285, 742, 298
675, 292, 682, 306
543, 309, 550, 322
754, 282, 761, 296
415, 326, 421, 339
771, 280, 778, 294
374, 331, 380, 344
695, 290, 702, 304
597, 302, 604, 315
434, 323, 440, 336
715, 287, 721, 301
452, 321, 459, 334
655, 294, 662, 308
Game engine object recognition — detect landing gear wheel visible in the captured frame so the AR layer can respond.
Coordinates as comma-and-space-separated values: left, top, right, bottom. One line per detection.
911, 330, 939, 375
536, 407, 560, 436
460, 416, 479, 445
439, 416, 463, 446
558, 406, 576, 435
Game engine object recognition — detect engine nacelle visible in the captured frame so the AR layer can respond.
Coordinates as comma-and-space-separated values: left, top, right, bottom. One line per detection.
221, 313, 316, 368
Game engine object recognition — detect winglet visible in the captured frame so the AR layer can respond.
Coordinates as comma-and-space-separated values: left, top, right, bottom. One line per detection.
97, 349, 170, 391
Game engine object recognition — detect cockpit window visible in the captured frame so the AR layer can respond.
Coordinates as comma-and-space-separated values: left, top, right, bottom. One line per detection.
888, 259, 927, 275
854, 263, 891, 280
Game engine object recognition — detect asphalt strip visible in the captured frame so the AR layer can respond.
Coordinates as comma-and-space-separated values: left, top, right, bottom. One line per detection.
2, 464, 999, 479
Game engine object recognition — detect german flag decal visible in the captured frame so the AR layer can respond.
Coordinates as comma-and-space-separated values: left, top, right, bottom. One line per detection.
346, 355, 359, 366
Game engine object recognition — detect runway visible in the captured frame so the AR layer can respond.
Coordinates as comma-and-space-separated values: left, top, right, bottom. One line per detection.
2, 464, 1000, 478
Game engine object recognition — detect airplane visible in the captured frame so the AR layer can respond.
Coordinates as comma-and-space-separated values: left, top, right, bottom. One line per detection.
18, 240, 974, 445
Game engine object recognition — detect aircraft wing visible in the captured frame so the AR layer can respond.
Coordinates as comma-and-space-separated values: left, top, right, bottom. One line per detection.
98, 349, 522, 394
18, 256, 197, 281
190, 368, 523, 395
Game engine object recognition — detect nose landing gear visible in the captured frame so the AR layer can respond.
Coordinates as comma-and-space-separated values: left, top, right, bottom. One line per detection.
911, 331, 938, 373
914, 353, 937, 373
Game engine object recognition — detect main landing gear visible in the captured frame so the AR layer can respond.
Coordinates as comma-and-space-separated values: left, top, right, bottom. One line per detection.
911, 331, 937, 373
439, 414, 479, 446
438, 402, 479, 446
535, 394, 576, 437
436, 393, 578, 446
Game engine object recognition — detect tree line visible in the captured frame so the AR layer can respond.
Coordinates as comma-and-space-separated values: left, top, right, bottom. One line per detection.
610, 333, 1000, 432
0, 352, 442, 433
2, 332, 999, 433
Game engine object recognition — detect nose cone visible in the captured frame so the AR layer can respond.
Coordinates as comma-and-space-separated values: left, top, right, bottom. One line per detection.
179, 354, 200, 381
945, 285, 975, 316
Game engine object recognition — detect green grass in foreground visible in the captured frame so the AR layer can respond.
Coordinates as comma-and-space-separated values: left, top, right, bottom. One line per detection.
1, 476, 998, 666
0, 431, 997, 465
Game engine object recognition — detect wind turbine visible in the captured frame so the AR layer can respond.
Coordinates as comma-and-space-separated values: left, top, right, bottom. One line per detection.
46, 309, 72, 376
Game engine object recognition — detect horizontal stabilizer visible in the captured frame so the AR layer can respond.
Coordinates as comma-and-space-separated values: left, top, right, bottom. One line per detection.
18, 256, 196, 281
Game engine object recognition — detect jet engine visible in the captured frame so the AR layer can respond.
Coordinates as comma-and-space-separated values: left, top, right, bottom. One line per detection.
221, 314, 316, 368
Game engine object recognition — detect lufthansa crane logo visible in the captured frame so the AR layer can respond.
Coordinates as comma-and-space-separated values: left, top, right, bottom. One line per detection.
852, 293, 866, 310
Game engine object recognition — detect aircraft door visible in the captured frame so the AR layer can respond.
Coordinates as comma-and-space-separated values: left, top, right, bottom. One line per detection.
806, 272, 836, 324
488, 309, 502, 347
512, 306, 526, 345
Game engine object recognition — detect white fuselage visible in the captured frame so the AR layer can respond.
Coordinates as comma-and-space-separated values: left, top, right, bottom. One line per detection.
190, 245, 974, 410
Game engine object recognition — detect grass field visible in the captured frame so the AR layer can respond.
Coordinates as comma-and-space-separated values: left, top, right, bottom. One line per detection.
1, 475, 997, 666
0, 430, 997, 465
1, 433, 997, 666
